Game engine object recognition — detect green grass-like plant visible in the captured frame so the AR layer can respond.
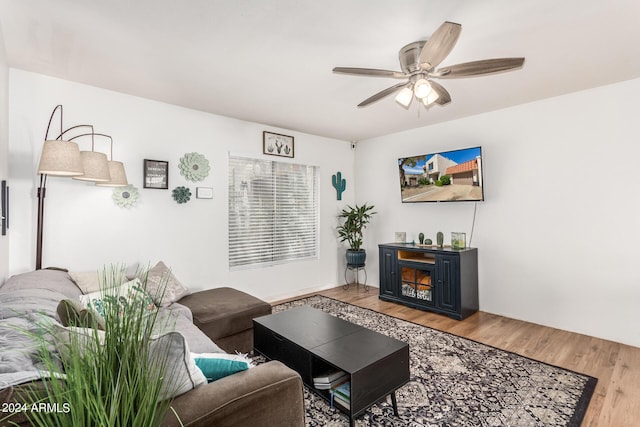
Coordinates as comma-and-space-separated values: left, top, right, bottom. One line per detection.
11, 265, 182, 427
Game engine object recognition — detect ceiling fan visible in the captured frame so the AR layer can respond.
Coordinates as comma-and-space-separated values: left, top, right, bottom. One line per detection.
333, 21, 525, 109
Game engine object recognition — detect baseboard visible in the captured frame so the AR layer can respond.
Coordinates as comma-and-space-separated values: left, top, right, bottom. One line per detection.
265, 283, 341, 305
265, 283, 380, 305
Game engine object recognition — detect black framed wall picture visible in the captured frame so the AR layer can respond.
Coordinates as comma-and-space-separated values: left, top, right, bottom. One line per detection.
143, 159, 169, 189
263, 131, 294, 158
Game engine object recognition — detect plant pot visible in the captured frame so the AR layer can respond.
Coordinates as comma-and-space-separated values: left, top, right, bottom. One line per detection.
346, 249, 366, 267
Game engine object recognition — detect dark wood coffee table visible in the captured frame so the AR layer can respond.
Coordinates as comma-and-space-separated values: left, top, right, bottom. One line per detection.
253, 306, 410, 426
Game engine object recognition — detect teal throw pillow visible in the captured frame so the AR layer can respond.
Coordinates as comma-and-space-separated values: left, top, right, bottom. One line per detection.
192, 352, 254, 383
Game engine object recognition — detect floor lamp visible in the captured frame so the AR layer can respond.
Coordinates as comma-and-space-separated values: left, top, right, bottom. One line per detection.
36, 105, 84, 269
35, 106, 129, 269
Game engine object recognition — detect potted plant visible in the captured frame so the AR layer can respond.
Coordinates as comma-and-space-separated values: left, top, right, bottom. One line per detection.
337, 203, 376, 266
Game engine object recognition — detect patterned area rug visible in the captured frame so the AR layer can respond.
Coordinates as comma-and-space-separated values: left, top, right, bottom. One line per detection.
257, 295, 597, 427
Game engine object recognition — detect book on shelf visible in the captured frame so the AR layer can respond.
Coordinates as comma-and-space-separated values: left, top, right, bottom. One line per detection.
329, 380, 350, 410
331, 392, 350, 410
313, 370, 347, 389
331, 380, 350, 399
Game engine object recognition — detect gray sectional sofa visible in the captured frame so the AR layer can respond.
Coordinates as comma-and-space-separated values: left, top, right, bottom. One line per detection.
0, 269, 305, 427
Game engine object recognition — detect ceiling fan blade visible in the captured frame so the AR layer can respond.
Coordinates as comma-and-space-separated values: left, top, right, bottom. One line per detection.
333, 67, 406, 79
418, 21, 462, 70
428, 80, 451, 106
357, 82, 409, 107
433, 58, 525, 78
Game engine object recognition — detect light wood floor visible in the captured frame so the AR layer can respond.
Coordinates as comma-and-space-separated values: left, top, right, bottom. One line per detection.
288, 286, 640, 427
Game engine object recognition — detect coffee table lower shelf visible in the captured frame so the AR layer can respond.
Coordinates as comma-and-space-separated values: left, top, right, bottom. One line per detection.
253, 306, 410, 426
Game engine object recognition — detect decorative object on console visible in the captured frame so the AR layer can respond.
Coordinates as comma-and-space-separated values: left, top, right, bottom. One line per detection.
179, 152, 210, 182
112, 185, 139, 208
196, 187, 213, 199
263, 131, 294, 158
436, 231, 444, 247
418, 232, 424, 244
394, 232, 406, 243
424, 238, 432, 245
451, 232, 466, 250
331, 171, 346, 200
337, 203, 376, 267
35, 105, 128, 270
172, 186, 192, 204
143, 159, 169, 189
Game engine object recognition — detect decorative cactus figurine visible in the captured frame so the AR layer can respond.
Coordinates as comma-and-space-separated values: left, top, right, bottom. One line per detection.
437, 231, 444, 247
418, 232, 424, 244
425, 238, 432, 245
332, 171, 346, 200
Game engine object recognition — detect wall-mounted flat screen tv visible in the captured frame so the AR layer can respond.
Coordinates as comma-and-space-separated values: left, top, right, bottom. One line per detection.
398, 146, 484, 203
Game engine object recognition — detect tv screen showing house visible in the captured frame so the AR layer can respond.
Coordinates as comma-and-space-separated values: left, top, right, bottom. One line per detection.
398, 146, 484, 203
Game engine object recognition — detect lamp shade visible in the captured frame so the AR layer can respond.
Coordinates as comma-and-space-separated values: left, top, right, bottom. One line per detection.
422, 90, 440, 107
73, 151, 111, 182
96, 161, 128, 187
413, 79, 432, 99
395, 87, 414, 108
37, 140, 84, 176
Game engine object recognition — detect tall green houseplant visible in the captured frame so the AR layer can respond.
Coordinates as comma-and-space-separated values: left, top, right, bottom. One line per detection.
337, 203, 376, 266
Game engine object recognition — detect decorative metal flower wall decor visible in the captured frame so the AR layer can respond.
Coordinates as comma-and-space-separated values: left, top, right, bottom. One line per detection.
178, 152, 210, 182
172, 186, 192, 204
112, 185, 139, 208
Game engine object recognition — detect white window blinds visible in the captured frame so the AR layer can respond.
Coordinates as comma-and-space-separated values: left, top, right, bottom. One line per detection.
228, 155, 319, 269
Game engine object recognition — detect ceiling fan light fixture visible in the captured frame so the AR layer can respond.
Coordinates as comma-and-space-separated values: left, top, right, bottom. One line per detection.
422, 90, 440, 107
413, 79, 432, 99
395, 87, 413, 108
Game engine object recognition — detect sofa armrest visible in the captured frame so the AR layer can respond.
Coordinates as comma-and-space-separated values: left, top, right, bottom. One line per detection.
162, 361, 305, 427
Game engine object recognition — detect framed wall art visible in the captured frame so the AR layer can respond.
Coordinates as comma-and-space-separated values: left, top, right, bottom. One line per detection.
263, 131, 294, 158
143, 159, 169, 189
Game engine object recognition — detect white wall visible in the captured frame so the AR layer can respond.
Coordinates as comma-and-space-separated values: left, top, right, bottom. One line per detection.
355, 78, 640, 348
8, 70, 355, 301
0, 24, 9, 283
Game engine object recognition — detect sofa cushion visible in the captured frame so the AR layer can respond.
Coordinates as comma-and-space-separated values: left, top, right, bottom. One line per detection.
192, 352, 253, 383
154, 305, 225, 354
0, 269, 82, 299
178, 288, 272, 343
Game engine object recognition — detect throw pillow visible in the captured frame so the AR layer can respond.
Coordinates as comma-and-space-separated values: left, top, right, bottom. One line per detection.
141, 261, 191, 307
56, 299, 106, 330
191, 352, 254, 382
51, 325, 205, 401
52, 324, 106, 361
79, 279, 156, 318
152, 332, 207, 400
68, 271, 103, 294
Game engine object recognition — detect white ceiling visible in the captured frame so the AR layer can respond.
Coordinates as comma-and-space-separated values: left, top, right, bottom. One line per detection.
1, 0, 639, 142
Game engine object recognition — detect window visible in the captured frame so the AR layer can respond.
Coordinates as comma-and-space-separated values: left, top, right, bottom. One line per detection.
228, 155, 319, 269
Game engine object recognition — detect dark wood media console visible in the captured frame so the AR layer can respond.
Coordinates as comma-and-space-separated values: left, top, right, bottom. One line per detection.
378, 243, 479, 320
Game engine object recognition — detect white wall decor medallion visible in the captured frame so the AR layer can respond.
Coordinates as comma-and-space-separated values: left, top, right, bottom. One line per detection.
178, 152, 210, 182
113, 185, 139, 208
